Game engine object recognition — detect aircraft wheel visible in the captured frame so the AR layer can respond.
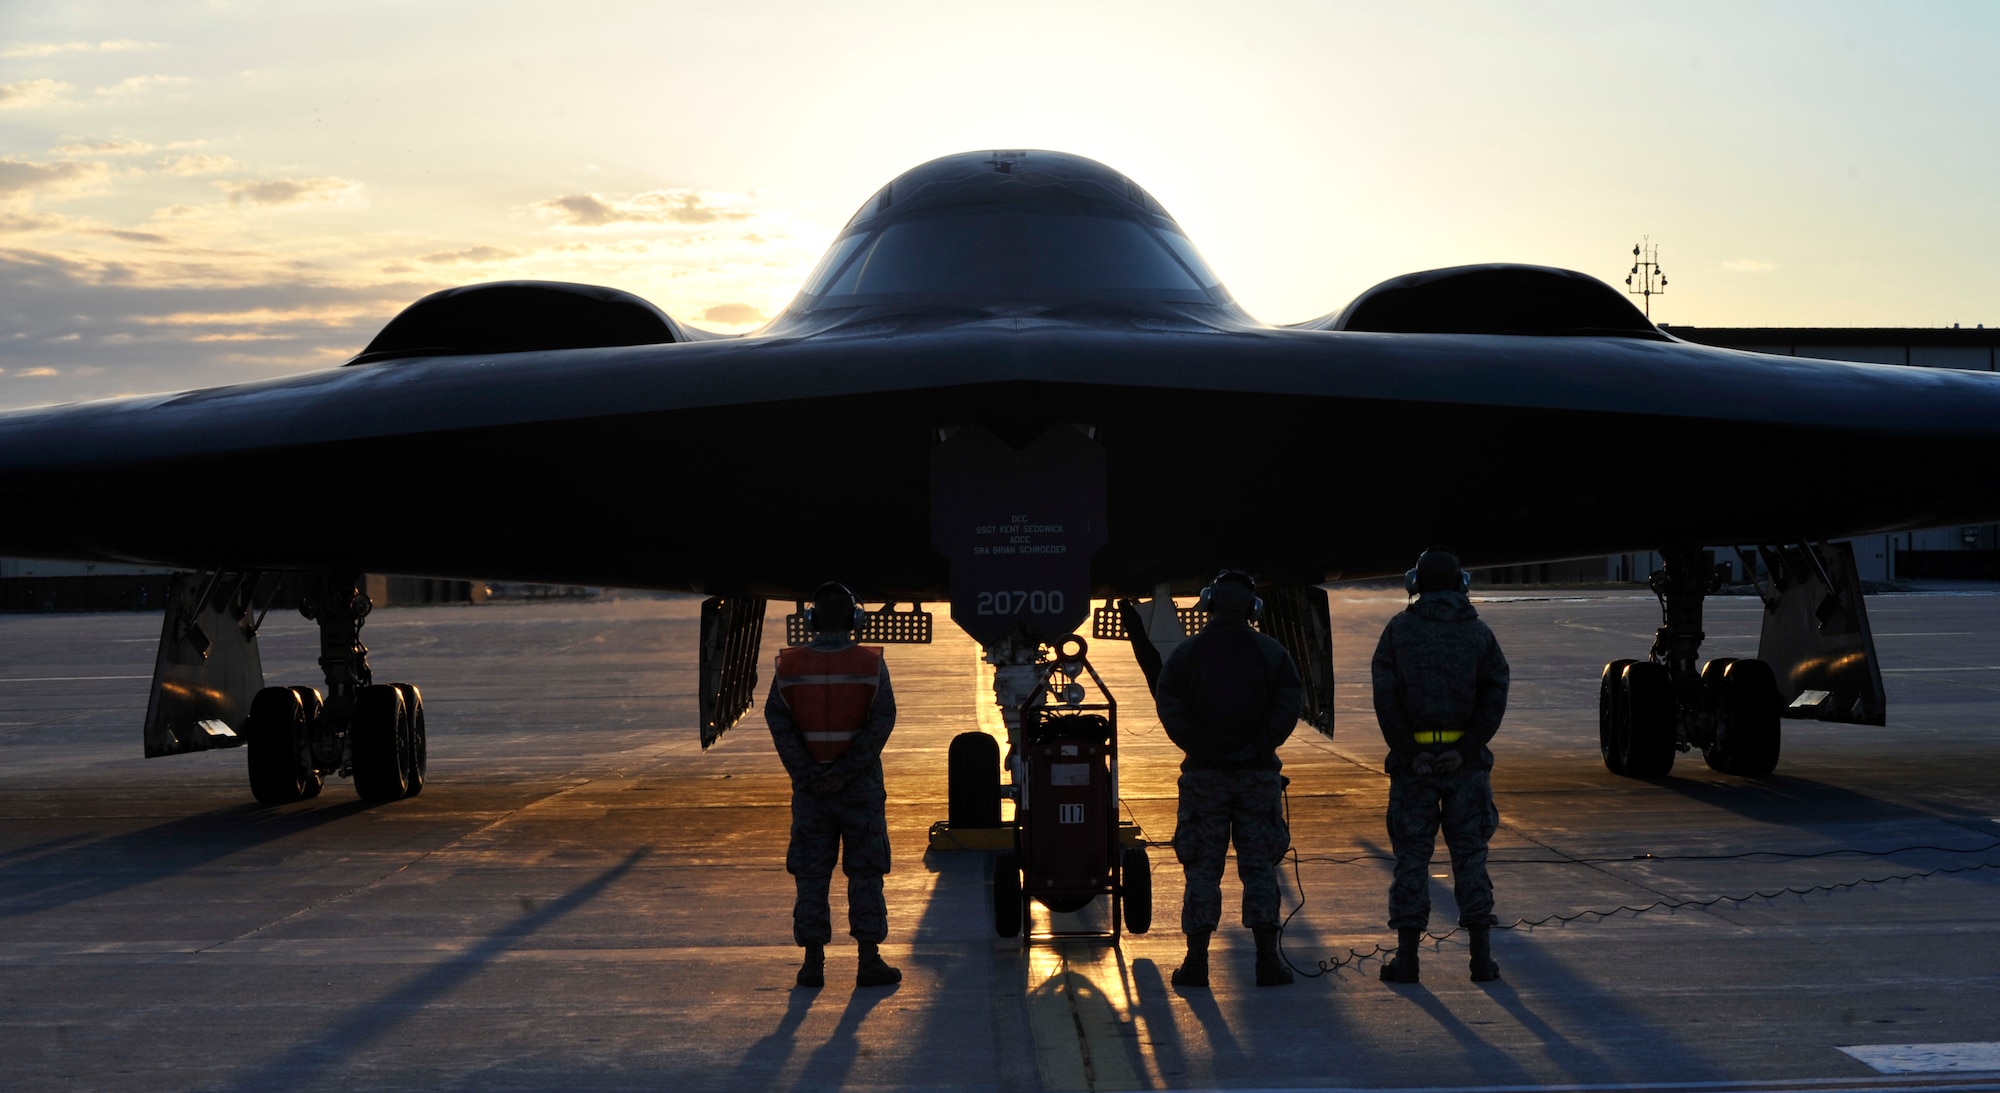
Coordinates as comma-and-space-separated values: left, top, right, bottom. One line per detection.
247, 686, 307, 804
351, 684, 409, 802
1120, 845, 1152, 934
1598, 659, 1636, 774
1706, 659, 1781, 776
947, 731, 1000, 829
1698, 660, 1738, 771
993, 852, 1024, 938
289, 686, 325, 799
1616, 662, 1677, 777
393, 684, 427, 797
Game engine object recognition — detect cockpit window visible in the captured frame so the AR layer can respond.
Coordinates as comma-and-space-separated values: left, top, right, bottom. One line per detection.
806, 209, 1217, 304
1156, 228, 1222, 288
800, 231, 872, 297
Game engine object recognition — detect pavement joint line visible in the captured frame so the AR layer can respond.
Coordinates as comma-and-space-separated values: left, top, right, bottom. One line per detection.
192, 738, 684, 955
1025, 934, 1144, 1093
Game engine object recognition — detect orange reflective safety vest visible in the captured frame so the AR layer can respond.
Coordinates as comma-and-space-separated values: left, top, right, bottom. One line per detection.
774, 644, 885, 763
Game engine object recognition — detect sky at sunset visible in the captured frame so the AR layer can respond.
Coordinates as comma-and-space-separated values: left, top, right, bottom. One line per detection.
2, 1, 1996, 407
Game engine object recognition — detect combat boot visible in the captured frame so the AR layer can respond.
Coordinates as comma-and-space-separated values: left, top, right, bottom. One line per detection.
1469, 925, 1500, 982
1171, 931, 1211, 988
1252, 926, 1294, 986
796, 942, 825, 988
855, 940, 901, 987
1379, 927, 1422, 983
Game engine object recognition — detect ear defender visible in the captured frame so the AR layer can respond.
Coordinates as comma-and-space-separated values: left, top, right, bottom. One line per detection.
1407, 551, 1469, 596
806, 581, 860, 632
1198, 570, 1264, 621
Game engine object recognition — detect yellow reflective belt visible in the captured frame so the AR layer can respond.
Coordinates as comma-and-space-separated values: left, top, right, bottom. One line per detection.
1412, 730, 1464, 744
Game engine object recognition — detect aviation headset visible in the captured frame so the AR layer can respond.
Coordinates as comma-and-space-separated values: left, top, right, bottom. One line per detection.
1196, 569, 1264, 621
1404, 550, 1471, 596
805, 581, 862, 633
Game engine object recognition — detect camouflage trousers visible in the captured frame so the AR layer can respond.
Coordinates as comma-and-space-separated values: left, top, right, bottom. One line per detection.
1386, 767, 1499, 930
1173, 768, 1290, 934
787, 785, 891, 945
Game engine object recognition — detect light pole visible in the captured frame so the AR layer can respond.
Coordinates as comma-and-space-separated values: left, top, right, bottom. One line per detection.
1626, 237, 1667, 319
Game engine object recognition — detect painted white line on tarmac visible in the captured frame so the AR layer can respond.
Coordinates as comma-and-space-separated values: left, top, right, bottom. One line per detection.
1842, 1043, 2000, 1074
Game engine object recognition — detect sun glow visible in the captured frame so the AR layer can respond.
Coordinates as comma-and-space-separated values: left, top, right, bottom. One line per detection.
2, 2, 1997, 407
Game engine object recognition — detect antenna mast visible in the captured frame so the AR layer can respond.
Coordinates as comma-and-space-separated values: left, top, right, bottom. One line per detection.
1626, 237, 1666, 319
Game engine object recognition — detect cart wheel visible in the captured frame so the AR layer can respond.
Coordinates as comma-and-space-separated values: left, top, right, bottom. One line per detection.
1120, 845, 1152, 934
948, 731, 1001, 828
993, 852, 1023, 938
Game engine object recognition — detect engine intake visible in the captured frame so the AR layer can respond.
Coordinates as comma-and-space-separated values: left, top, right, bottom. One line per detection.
1313, 263, 1665, 339
349, 280, 684, 364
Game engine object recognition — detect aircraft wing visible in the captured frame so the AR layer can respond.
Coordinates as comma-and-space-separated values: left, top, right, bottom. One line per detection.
5, 147, 1993, 791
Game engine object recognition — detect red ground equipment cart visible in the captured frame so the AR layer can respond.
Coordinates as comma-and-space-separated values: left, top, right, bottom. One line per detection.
990, 637, 1151, 943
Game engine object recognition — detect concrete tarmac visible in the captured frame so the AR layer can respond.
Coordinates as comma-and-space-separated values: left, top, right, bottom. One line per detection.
4, 589, 2000, 1091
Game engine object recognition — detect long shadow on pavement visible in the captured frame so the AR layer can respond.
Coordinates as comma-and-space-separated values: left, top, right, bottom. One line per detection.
790, 982, 896, 1090
218, 846, 648, 1093
0, 797, 376, 919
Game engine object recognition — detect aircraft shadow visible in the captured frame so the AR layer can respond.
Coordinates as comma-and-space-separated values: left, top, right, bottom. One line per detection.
0, 797, 375, 920
1644, 769, 1936, 830
219, 847, 648, 1093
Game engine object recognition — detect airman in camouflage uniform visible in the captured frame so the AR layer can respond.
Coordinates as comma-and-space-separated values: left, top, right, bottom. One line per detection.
1156, 570, 1305, 989
1371, 550, 1509, 984
766, 583, 900, 989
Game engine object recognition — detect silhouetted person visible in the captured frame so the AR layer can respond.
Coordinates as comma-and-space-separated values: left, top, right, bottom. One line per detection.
765, 582, 901, 989
1156, 570, 1304, 988
1372, 549, 1509, 983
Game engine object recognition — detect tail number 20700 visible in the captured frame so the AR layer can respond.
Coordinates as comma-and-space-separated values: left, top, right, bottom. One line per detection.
975, 590, 1065, 616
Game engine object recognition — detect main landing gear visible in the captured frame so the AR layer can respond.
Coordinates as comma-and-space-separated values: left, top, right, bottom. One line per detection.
1599, 547, 1782, 778
244, 572, 427, 804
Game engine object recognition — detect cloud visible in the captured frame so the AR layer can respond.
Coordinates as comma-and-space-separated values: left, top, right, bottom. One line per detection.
1722, 259, 1778, 273
0, 79, 73, 109
0, 211, 66, 233
99, 228, 170, 244
532, 188, 752, 228
214, 176, 363, 208
0, 158, 111, 198
134, 304, 385, 328
53, 137, 156, 156
94, 75, 194, 99
157, 153, 235, 176
700, 303, 767, 325
418, 244, 520, 264
3, 40, 162, 59
0, 248, 427, 407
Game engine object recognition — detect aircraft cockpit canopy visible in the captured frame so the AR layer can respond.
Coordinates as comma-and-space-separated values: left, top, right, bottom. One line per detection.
788, 150, 1234, 313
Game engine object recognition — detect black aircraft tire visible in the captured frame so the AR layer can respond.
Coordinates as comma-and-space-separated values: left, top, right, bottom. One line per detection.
1121, 845, 1152, 934
1617, 662, 1677, 777
947, 731, 1000, 829
1709, 659, 1782, 777
247, 686, 306, 805
288, 686, 325, 799
394, 684, 427, 797
1599, 660, 1636, 775
351, 684, 409, 802
993, 852, 1024, 938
